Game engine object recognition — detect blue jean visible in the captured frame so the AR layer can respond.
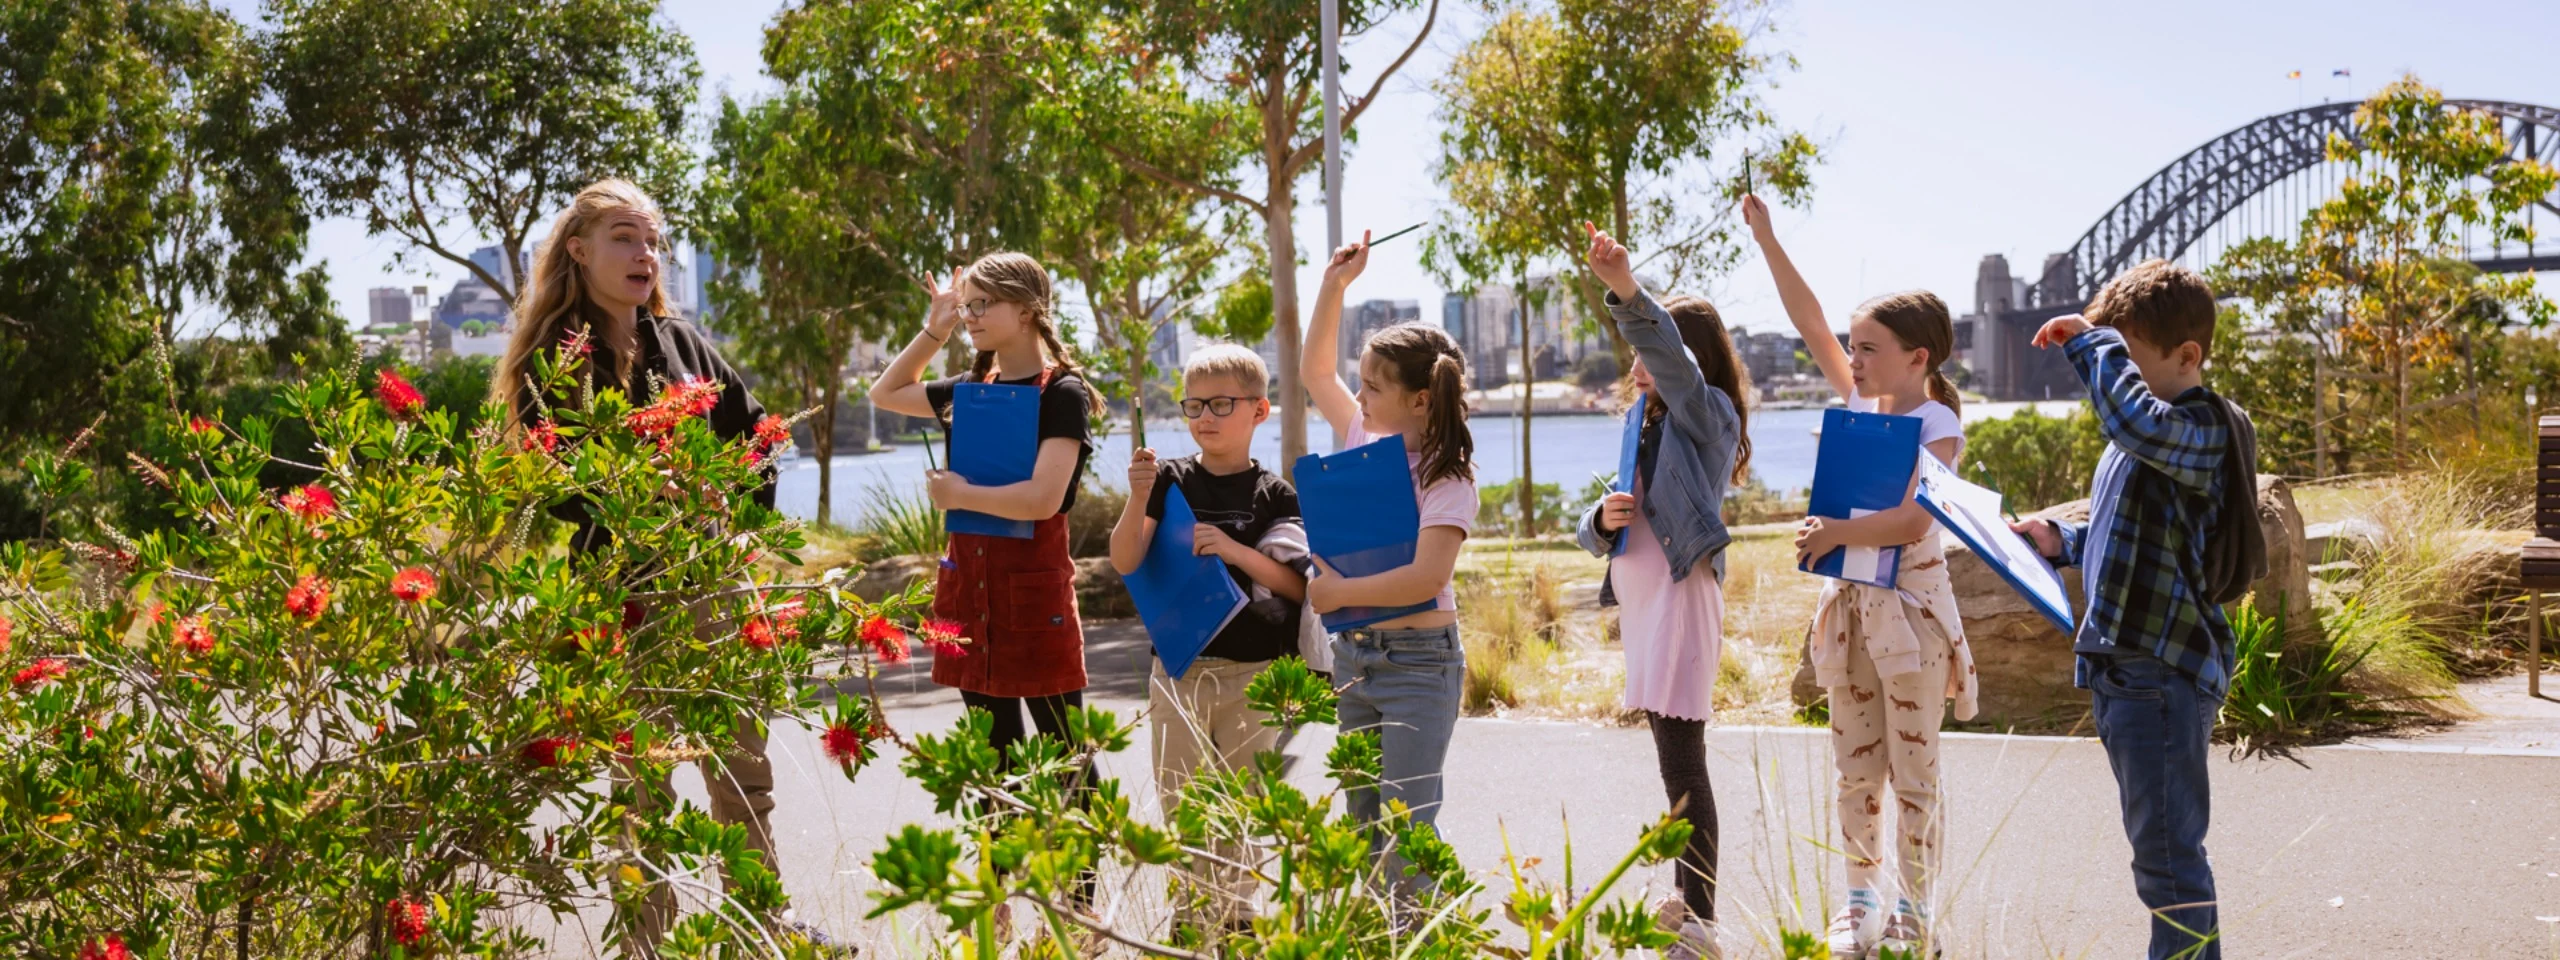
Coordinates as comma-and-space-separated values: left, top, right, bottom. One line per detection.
1332, 624, 1465, 839
2090, 653, 2222, 960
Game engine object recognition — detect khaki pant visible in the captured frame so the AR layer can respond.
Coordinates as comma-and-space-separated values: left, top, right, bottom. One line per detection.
1149, 657, 1279, 929
627, 714, 778, 948
1827, 602, 1951, 906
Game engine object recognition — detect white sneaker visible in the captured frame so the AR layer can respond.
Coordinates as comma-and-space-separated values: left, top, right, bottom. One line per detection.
1874, 910, 1933, 959
1669, 919, 1722, 960
1826, 902, 1881, 959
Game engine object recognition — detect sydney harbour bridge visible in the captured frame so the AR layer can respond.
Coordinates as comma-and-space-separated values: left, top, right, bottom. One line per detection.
1967, 100, 2560, 400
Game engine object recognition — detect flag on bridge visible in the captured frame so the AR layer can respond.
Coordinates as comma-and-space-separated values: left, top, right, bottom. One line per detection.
2287, 70, 2301, 79
2333, 68, 2352, 77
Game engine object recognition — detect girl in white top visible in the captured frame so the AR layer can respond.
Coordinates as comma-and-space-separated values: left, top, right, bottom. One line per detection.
1747, 195, 1980, 960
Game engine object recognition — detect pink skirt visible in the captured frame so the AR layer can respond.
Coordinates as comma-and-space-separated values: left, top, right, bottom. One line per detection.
1613, 503, 1724, 721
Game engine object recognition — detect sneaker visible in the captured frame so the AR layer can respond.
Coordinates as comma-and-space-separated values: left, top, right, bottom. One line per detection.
1826, 903, 1881, 960
1666, 919, 1722, 960
1875, 907, 1935, 959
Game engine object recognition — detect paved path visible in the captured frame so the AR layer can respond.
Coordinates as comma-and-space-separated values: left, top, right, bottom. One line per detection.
564, 623, 2560, 959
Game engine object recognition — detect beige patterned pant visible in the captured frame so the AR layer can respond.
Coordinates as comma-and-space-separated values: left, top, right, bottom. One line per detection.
1827, 600, 1952, 905
1151, 657, 1281, 928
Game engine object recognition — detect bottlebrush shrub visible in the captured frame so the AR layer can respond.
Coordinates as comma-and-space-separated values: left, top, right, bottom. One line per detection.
874, 658, 1696, 960
0, 352, 924, 959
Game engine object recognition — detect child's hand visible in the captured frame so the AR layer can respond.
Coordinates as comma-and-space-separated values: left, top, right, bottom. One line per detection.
1127, 448, 1159, 501
1794, 516, 1843, 569
1596, 491, 1637, 534
1307, 557, 1348, 613
1583, 221, 1640, 302
1192, 523, 1241, 562
1741, 194, 1776, 246
2011, 518, 2063, 560
918, 271, 963, 340
1321, 230, 1372, 290
2032, 313, 2092, 349
925, 469, 967, 510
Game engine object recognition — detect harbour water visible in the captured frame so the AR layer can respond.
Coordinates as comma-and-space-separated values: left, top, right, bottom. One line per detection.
773, 399, 2082, 523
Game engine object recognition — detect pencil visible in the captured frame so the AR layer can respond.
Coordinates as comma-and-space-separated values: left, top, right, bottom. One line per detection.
1364, 222, 1425, 247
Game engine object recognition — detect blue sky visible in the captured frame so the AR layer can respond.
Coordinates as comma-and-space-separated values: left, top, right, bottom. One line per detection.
265, 0, 2560, 338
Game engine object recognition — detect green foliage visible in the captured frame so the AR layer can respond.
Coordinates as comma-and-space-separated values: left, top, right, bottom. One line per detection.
1478, 479, 1571, 538
0, 357, 932, 956
264, 0, 700, 306
407, 354, 497, 441
2218, 601, 2418, 756
1958, 406, 2107, 512
851, 478, 948, 563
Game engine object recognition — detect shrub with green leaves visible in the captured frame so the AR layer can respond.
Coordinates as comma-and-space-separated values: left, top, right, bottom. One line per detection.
1959, 406, 2106, 512
0, 354, 931, 958
871, 657, 1697, 960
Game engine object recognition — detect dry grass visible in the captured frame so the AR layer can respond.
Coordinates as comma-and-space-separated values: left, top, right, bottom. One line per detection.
1452, 527, 1825, 726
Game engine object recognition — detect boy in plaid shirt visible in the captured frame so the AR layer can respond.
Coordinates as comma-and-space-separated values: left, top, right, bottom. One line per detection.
2013, 259, 2246, 960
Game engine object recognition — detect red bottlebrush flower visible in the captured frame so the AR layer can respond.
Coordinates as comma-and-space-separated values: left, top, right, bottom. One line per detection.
375, 368, 426, 421
78, 934, 131, 960
284, 574, 332, 622
390, 567, 436, 603
741, 616, 778, 650
145, 602, 168, 625
0, 614, 11, 658
522, 421, 561, 454
622, 599, 646, 630
613, 730, 635, 753
920, 619, 970, 659
573, 625, 624, 656
173, 615, 214, 655
739, 448, 764, 467
821, 722, 868, 766
386, 897, 431, 946
859, 616, 910, 664
278, 484, 337, 525
753, 414, 791, 449
521, 735, 577, 768
186, 415, 218, 436
623, 377, 723, 440
13, 658, 68, 689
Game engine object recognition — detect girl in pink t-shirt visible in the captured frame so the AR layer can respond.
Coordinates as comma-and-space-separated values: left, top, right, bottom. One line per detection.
1301, 230, 1478, 887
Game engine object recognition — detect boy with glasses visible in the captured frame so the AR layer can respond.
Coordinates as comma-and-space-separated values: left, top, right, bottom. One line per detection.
1108, 344, 1313, 938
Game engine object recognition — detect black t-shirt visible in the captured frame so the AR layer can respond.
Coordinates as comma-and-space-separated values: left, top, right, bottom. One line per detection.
924, 370, 1095, 515
1144, 456, 1309, 663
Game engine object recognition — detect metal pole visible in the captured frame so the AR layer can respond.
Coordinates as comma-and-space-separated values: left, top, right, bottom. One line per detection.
1321, 0, 1344, 253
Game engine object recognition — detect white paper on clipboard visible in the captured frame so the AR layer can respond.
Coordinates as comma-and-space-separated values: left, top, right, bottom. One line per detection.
1914, 456, 2075, 632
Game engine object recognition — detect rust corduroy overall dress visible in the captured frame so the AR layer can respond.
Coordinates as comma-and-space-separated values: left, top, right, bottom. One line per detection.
930, 366, 1088, 697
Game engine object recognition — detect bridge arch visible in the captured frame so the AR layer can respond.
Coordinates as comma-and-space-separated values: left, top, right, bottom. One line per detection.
2049, 99, 2560, 305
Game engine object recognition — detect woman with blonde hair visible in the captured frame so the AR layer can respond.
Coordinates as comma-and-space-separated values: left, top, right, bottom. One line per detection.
494, 180, 843, 953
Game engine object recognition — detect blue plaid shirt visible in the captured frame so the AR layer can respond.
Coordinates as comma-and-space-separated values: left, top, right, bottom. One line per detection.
2051, 327, 2237, 699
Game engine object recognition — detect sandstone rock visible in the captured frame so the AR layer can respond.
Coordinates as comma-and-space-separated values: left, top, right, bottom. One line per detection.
1075, 557, 1135, 620
848, 554, 939, 603
1790, 474, 2315, 726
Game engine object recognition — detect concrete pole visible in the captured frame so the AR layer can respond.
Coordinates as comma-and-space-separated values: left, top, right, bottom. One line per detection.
1322, 0, 1343, 254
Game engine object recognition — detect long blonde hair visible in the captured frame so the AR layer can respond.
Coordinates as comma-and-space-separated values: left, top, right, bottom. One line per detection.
492, 179, 675, 425
959, 251, 1104, 414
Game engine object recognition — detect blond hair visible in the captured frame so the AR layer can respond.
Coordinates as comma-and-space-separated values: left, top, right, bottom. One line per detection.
958, 251, 1103, 414
1181, 343, 1268, 396
491, 179, 673, 425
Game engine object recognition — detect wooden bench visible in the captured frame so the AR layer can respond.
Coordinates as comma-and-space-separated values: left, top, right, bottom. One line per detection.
2523, 416, 2560, 697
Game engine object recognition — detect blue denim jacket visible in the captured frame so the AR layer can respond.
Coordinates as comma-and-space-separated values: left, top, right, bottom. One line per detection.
1575, 290, 1739, 604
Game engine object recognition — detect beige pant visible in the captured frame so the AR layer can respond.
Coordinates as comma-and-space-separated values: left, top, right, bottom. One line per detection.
1149, 657, 1279, 928
628, 714, 777, 947
1827, 602, 1952, 906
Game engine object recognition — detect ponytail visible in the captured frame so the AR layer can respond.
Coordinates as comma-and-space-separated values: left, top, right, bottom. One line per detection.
1926, 369, 1962, 415
1363, 322, 1476, 488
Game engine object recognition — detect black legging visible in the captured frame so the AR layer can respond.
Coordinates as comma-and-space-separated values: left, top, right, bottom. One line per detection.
1649, 712, 1720, 923
960, 690, 1096, 904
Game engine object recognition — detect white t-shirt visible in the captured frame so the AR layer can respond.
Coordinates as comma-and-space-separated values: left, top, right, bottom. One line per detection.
1848, 391, 1966, 465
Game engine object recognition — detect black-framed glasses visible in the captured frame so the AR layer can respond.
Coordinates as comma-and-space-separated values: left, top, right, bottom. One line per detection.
956, 297, 994, 319
1179, 396, 1260, 418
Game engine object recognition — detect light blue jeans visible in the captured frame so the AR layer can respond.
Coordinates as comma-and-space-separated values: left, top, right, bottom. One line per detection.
1332, 624, 1465, 840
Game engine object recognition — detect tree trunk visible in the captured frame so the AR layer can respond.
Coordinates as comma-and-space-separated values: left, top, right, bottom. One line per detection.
1268, 167, 1306, 478
2312, 341, 2329, 479
1518, 285, 1535, 537
816, 373, 840, 528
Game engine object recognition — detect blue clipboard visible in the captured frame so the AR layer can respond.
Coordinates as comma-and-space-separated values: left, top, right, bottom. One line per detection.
1609, 395, 1644, 558
1914, 456, 2075, 632
946, 382, 1040, 539
1294, 434, 1437, 631
1801, 407, 1922, 588
1126, 486, 1249, 679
